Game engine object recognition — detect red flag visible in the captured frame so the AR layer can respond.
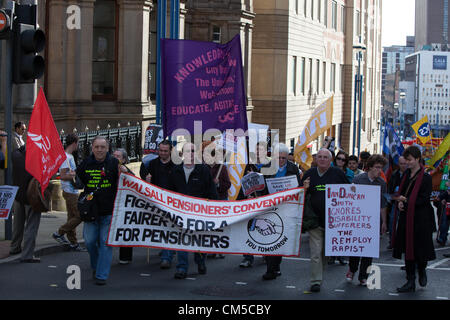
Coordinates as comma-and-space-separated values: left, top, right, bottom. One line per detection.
26, 88, 66, 196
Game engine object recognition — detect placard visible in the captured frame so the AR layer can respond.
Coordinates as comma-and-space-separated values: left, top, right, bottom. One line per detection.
0, 186, 19, 219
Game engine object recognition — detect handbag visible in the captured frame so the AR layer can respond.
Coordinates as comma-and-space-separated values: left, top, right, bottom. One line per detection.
78, 191, 99, 222
70, 175, 85, 190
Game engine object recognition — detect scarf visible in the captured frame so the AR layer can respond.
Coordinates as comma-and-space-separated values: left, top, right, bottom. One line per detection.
391, 166, 425, 261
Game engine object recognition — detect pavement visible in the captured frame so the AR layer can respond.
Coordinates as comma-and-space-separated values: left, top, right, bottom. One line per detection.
0, 210, 83, 263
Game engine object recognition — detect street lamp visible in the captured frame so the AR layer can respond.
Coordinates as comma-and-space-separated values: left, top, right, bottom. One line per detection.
399, 92, 406, 140
352, 42, 367, 156
394, 103, 399, 136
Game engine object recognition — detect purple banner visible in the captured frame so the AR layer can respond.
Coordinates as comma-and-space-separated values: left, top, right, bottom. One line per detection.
161, 35, 248, 137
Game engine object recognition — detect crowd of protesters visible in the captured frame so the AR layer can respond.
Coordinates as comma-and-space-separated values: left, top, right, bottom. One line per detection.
3, 129, 449, 293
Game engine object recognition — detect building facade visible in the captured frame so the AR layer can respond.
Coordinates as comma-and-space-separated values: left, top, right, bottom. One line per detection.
415, 0, 450, 51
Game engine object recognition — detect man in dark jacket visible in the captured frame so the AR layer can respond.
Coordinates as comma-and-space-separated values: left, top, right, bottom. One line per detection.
141, 140, 176, 269
77, 136, 120, 285
168, 142, 218, 279
10, 145, 42, 262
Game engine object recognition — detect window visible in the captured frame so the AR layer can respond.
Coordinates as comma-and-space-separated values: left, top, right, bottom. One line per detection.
300, 57, 305, 94
304, 0, 307, 16
291, 56, 297, 94
148, 10, 157, 100
324, 0, 328, 27
331, 1, 337, 30
355, 10, 361, 40
322, 61, 327, 92
316, 60, 320, 94
92, 0, 118, 99
340, 5, 346, 32
330, 63, 336, 92
296, 0, 300, 14
212, 26, 221, 43
340, 64, 344, 92
309, 58, 313, 94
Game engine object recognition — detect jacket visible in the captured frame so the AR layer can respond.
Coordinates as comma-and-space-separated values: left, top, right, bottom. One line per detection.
209, 164, 231, 200
168, 163, 218, 200
12, 146, 33, 204
77, 153, 119, 216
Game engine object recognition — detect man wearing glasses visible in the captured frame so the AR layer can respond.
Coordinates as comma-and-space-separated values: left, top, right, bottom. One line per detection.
345, 154, 388, 286
167, 142, 218, 279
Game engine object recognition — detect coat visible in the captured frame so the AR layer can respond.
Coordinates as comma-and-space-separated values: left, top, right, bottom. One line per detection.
209, 164, 231, 200
168, 163, 218, 200
393, 169, 436, 262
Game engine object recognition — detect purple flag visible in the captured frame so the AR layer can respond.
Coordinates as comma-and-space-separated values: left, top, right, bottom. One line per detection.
161, 35, 248, 137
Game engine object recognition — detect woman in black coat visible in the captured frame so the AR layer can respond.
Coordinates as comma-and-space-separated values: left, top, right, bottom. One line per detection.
392, 146, 436, 293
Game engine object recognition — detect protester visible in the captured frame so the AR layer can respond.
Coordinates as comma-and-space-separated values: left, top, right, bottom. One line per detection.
12, 122, 26, 151
52, 133, 86, 252
10, 145, 41, 262
301, 148, 349, 292
140, 140, 176, 269
435, 181, 450, 248
348, 155, 363, 177
167, 142, 218, 279
358, 151, 371, 171
260, 143, 303, 280
386, 156, 408, 249
392, 146, 436, 293
113, 148, 135, 265
238, 141, 271, 268
346, 154, 388, 285
77, 136, 121, 285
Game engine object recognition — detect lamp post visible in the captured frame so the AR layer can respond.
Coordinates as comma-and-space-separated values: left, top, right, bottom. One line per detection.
352, 43, 366, 156
394, 102, 399, 136
399, 92, 406, 140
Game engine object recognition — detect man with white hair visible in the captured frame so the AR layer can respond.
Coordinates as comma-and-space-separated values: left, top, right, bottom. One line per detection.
301, 148, 349, 292
260, 143, 303, 280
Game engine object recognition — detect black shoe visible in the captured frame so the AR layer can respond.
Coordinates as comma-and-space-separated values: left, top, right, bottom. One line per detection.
400, 266, 406, 270
418, 270, 427, 287
9, 249, 22, 255
310, 284, 321, 292
198, 263, 207, 275
443, 253, 450, 258
20, 257, 41, 263
95, 278, 106, 286
397, 280, 415, 293
262, 271, 280, 280
174, 270, 187, 279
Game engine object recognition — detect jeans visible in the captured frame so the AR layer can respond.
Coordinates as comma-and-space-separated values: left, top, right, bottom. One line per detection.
176, 251, 206, 272
438, 207, 449, 244
161, 249, 175, 262
309, 227, 326, 285
83, 215, 113, 280
348, 257, 373, 281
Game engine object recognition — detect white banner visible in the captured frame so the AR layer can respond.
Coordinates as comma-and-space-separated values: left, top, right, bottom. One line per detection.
0, 186, 19, 220
266, 176, 299, 194
325, 184, 380, 258
107, 173, 305, 257
241, 172, 265, 196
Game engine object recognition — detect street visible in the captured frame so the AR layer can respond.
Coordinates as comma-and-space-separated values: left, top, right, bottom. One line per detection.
1, 232, 449, 301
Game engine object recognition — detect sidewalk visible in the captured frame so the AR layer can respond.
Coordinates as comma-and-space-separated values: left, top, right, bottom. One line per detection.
0, 210, 83, 264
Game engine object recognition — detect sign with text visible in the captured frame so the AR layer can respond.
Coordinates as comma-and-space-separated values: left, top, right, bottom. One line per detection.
161, 35, 248, 137
143, 124, 163, 155
325, 184, 380, 258
107, 173, 304, 257
266, 175, 299, 194
0, 186, 19, 219
241, 172, 265, 196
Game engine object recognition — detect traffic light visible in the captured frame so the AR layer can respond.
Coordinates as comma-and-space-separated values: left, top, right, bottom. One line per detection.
12, 22, 45, 84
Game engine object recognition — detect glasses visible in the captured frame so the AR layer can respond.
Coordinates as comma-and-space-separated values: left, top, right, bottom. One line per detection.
336, 157, 346, 161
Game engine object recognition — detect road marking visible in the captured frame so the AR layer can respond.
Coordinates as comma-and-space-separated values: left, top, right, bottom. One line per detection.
235, 282, 247, 285
186, 277, 196, 281
436, 296, 448, 300
48, 265, 57, 268
140, 273, 150, 277
434, 246, 450, 251
427, 259, 450, 269
49, 284, 58, 287
335, 289, 345, 292
389, 293, 399, 296
286, 286, 296, 289
285, 257, 311, 261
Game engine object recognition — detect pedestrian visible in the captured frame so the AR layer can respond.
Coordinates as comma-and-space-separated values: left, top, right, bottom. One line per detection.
9, 145, 42, 262
348, 155, 364, 177
301, 148, 350, 292
113, 148, 135, 265
346, 154, 388, 286
140, 140, 176, 269
260, 143, 302, 280
167, 142, 218, 279
238, 141, 271, 268
77, 136, 121, 285
435, 181, 450, 248
386, 156, 408, 249
52, 133, 86, 252
12, 122, 26, 152
392, 146, 436, 293
358, 151, 371, 171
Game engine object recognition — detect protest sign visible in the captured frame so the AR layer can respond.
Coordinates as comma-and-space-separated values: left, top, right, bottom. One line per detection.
266, 176, 299, 194
241, 172, 265, 196
107, 173, 304, 257
0, 185, 19, 219
143, 124, 164, 155
325, 184, 380, 258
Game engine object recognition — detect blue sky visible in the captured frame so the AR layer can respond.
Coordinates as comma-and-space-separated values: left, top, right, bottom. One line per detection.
382, 0, 415, 47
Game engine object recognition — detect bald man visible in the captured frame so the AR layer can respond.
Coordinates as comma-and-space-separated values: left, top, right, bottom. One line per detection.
301, 148, 349, 293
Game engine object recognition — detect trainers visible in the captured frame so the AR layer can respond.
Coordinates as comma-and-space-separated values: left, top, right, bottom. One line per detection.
310, 284, 321, 292
119, 260, 130, 265
359, 278, 367, 286
174, 270, 187, 279
69, 244, 87, 252
52, 232, 70, 246
160, 260, 171, 269
239, 259, 253, 268
345, 270, 355, 282
95, 278, 106, 286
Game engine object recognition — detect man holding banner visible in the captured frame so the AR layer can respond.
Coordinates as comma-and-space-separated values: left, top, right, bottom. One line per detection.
167, 142, 218, 279
345, 155, 388, 286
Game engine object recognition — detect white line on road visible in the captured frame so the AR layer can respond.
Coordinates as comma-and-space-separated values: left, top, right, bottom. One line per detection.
140, 273, 151, 277
235, 282, 247, 285
436, 296, 449, 300
48, 265, 57, 268
434, 247, 450, 251
186, 277, 196, 281
388, 293, 399, 296
286, 286, 296, 289
427, 259, 450, 269
335, 289, 345, 292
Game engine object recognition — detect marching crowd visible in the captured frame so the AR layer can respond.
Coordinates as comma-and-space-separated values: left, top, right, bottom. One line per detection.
3, 123, 450, 294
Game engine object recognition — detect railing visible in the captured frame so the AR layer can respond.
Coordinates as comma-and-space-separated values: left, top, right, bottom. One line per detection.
60, 124, 142, 165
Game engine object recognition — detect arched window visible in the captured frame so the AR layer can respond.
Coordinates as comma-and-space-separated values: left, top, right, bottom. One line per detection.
92, 0, 118, 100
